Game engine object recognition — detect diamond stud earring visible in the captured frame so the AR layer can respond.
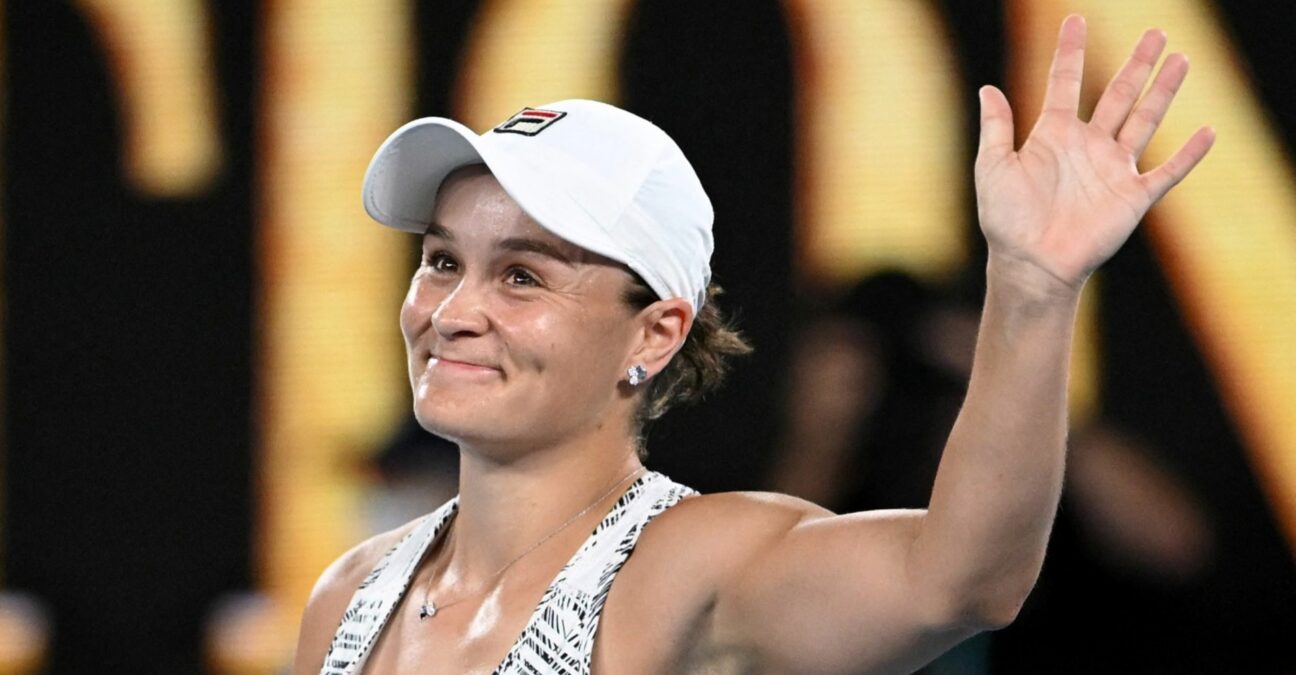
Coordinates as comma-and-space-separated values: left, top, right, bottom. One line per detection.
627, 365, 648, 387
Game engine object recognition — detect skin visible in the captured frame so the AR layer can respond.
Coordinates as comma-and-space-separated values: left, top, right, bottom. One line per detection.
293, 16, 1213, 675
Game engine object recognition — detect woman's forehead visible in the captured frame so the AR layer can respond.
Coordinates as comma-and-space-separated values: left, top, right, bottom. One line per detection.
428, 171, 618, 269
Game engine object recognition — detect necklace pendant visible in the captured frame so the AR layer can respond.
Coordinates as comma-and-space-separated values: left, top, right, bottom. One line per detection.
419, 602, 437, 620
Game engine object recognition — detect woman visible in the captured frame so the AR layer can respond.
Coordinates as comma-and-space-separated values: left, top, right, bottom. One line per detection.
293, 16, 1213, 674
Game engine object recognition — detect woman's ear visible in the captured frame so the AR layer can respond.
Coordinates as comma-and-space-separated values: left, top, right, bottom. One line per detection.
628, 298, 693, 378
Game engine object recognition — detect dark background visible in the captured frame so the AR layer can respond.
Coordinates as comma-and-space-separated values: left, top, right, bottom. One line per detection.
4, 0, 1295, 672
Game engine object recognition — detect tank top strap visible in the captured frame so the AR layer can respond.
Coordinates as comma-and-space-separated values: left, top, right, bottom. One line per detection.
318, 496, 460, 675
492, 470, 697, 674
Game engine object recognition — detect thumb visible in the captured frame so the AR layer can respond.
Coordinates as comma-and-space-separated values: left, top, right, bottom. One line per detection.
977, 85, 1015, 163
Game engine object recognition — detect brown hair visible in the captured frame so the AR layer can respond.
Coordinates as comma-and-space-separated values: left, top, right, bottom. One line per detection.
622, 274, 753, 442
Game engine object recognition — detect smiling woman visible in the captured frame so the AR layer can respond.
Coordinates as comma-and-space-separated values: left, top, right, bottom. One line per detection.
292, 20, 1214, 670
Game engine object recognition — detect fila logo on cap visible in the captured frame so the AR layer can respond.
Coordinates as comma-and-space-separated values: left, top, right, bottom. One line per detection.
493, 107, 568, 136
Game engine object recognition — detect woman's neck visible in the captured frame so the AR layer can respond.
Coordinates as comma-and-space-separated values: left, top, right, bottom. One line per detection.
444, 428, 645, 585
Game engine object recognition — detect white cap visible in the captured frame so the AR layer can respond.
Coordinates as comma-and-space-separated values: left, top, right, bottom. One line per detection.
362, 99, 714, 313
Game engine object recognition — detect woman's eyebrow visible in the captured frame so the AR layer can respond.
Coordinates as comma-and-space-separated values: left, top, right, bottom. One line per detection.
423, 221, 453, 240
498, 237, 577, 267
423, 221, 577, 267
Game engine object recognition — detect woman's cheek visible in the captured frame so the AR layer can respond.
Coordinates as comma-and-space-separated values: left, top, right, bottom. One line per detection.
399, 302, 418, 344
400, 276, 436, 342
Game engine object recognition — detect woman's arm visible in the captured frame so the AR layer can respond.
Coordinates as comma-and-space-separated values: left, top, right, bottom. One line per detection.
711, 16, 1214, 673
910, 15, 1214, 621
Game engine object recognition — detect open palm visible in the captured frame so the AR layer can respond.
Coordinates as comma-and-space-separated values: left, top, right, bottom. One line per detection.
975, 16, 1215, 292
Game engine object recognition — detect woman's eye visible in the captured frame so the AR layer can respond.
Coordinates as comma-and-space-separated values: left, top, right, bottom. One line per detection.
425, 251, 457, 272
506, 267, 539, 287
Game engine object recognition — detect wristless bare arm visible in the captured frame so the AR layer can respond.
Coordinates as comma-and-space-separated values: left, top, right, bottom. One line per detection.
711, 15, 1214, 673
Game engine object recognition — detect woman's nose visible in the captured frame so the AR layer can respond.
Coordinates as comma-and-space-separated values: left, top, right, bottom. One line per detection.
430, 278, 489, 338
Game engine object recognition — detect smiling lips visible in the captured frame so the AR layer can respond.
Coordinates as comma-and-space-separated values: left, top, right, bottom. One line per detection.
428, 355, 500, 374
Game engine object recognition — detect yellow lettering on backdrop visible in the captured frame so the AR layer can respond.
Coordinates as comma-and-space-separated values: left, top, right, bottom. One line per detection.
785, 0, 966, 284
257, 0, 412, 647
74, 0, 221, 195
1011, 0, 1296, 554
456, 0, 637, 128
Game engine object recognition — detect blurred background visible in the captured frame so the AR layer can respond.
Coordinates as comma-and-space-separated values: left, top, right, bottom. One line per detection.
2, 0, 1295, 673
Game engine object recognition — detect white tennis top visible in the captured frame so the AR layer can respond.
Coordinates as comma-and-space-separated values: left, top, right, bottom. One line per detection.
319, 470, 697, 674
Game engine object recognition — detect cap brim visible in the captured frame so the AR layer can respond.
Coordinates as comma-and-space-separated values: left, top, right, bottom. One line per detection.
362, 117, 636, 281
362, 118, 486, 232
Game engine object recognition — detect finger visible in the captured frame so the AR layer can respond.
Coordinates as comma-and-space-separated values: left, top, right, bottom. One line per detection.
1040, 15, 1087, 116
1090, 28, 1167, 135
1141, 126, 1216, 201
1117, 53, 1190, 159
977, 85, 1016, 163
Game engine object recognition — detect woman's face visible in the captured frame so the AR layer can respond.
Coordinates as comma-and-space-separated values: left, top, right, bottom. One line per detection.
400, 166, 645, 453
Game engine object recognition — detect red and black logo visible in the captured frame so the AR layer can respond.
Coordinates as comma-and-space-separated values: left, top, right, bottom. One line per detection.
493, 107, 567, 136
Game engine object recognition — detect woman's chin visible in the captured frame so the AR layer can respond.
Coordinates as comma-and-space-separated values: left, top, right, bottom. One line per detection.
411, 405, 473, 442
412, 400, 513, 447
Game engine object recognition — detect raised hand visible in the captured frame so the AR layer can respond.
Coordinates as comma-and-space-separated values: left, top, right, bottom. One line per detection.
975, 15, 1215, 294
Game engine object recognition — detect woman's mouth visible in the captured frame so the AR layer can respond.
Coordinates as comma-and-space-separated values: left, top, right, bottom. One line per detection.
427, 355, 501, 376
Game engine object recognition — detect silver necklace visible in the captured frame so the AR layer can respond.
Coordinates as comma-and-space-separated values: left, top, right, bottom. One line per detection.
419, 464, 646, 620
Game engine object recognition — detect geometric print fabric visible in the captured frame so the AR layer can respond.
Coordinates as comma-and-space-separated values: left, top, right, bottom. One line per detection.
319, 471, 698, 674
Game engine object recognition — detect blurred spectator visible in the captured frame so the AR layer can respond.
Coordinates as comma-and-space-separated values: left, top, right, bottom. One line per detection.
991, 424, 1218, 674
770, 271, 969, 513
1064, 425, 1214, 583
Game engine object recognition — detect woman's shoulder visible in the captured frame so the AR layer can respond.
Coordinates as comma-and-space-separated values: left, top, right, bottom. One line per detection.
289, 515, 428, 674
635, 489, 835, 572
320, 515, 427, 595
657, 489, 835, 531
596, 489, 838, 665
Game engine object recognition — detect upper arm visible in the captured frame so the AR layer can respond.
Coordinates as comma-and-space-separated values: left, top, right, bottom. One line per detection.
708, 495, 985, 674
